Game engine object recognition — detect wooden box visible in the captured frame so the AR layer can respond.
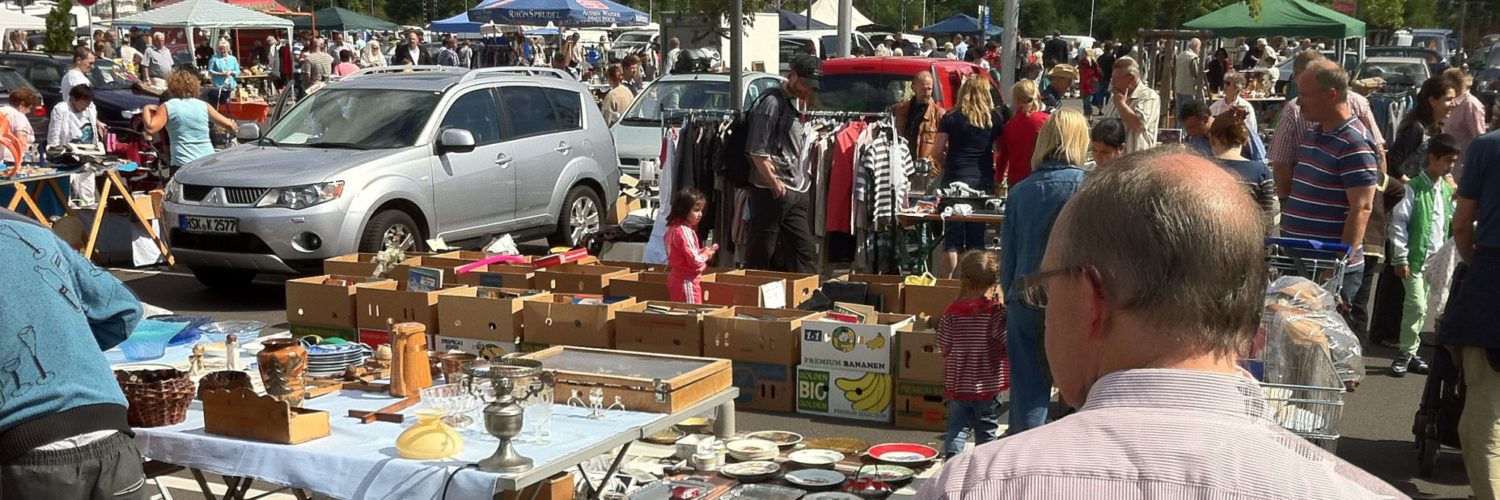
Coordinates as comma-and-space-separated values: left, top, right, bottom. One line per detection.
522, 346, 732, 414
202, 388, 331, 444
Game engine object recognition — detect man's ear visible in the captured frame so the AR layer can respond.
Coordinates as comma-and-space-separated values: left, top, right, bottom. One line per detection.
1082, 266, 1109, 340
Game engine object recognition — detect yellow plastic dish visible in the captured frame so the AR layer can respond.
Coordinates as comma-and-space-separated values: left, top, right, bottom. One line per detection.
396, 409, 464, 460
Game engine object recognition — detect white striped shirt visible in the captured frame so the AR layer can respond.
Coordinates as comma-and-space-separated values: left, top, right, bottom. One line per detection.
915, 369, 1406, 500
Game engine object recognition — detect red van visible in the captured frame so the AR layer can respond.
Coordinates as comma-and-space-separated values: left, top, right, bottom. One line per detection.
817, 57, 1002, 113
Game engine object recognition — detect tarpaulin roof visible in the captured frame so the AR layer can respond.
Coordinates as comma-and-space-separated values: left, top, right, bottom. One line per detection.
777, 9, 830, 31
917, 13, 1001, 36
430, 11, 484, 34
807, 0, 872, 28
1184, 0, 1365, 39
293, 7, 397, 32
0, 10, 44, 31
467, 0, 649, 27
151, 0, 295, 15
116, 0, 294, 29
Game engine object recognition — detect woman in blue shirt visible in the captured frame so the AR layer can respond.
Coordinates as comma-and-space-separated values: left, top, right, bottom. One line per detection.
141, 69, 238, 175
999, 108, 1089, 434
207, 40, 240, 90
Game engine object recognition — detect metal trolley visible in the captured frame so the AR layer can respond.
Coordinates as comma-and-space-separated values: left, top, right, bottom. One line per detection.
1254, 237, 1354, 453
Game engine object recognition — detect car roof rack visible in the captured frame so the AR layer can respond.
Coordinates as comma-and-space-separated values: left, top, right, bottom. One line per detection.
459, 66, 573, 83
343, 65, 467, 80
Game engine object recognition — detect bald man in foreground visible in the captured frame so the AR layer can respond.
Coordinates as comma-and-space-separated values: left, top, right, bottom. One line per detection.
914, 150, 1405, 499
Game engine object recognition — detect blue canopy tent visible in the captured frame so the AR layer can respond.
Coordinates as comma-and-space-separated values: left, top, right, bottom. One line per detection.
431, 12, 484, 33
917, 13, 1002, 37
777, 9, 831, 30
467, 0, 649, 27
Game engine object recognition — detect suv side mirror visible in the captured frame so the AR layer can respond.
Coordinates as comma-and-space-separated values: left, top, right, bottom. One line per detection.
438, 128, 476, 154
237, 123, 261, 141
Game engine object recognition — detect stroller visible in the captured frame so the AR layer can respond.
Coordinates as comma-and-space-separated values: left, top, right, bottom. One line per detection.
1413, 264, 1469, 477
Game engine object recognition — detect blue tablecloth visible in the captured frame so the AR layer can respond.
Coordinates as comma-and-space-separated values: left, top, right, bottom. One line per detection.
113, 343, 664, 499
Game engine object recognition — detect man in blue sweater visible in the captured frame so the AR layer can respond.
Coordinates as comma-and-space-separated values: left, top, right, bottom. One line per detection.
0, 208, 146, 499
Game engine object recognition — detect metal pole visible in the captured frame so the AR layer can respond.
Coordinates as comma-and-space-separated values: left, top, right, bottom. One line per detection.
998, 0, 1018, 92
1088, 0, 1095, 38
837, 0, 850, 57
731, 0, 743, 110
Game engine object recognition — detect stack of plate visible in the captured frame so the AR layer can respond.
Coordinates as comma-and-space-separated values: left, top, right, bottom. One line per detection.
725, 438, 779, 461
306, 343, 369, 378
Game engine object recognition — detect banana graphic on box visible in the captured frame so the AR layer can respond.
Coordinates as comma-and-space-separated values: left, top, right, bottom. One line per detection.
835, 371, 892, 413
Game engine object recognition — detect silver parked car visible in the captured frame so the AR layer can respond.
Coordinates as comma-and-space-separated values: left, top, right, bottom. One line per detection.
163, 67, 620, 288
612, 72, 782, 176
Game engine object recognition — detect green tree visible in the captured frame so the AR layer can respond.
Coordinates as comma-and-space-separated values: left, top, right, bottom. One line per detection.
45, 0, 74, 53
1357, 0, 1406, 28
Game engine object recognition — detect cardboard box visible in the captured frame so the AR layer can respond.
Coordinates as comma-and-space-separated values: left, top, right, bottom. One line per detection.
455, 264, 537, 289
704, 307, 819, 366
393, 256, 482, 289
801, 313, 915, 374
323, 253, 380, 278
521, 295, 637, 349
701, 273, 787, 309
732, 361, 796, 413
598, 260, 663, 272
432, 335, 520, 359
605, 272, 672, 302
355, 282, 464, 335
896, 319, 943, 383
615, 302, 732, 356
286, 275, 393, 329
796, 366, 893, 423
903, 280, 962, 319
840, 274, 907, 313
433, 250, 492, 261
359, 328, 392, 348
289, 324, 358, 343
437, 288, 552, 343
534, 263, 631, 295
500, 472, 573, 500
728, 270, 821, 308
894, 379, 948, 431
608, 194, 644, 224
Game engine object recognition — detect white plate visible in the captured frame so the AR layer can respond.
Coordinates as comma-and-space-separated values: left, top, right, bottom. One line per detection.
784, 469, 845, 488
787, 449, 845, 467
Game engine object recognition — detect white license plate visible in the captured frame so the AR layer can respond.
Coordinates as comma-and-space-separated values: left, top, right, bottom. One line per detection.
180, 215, 238, 234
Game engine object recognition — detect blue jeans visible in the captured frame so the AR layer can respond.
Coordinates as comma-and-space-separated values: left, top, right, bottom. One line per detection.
1340, 264, 1364, 306
944, 221, 988, 252
1005, 304, 1049, 433
944, 397, 1001, 457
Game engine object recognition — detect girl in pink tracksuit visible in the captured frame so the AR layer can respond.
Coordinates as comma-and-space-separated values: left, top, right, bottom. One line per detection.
666, 188, 716, 303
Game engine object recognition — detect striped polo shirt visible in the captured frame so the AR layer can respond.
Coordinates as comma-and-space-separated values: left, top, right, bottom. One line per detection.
936, 297, 1008, 401
1281, 115, 1380, 266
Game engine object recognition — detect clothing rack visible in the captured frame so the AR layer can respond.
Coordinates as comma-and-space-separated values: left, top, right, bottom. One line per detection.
802, 110, 892, 120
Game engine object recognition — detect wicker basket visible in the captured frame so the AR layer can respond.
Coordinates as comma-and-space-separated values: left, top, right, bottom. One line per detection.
115, 368, 195, 427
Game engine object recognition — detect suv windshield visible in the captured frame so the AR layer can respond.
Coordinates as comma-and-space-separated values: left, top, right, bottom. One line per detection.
1356, 61, 1427, 86
819, 73, 913, 112
615, 33, 652, 45
621, 80, 733, 123
265, 89, 441, 149
0, 68, 33, 94
90, 59, 136, 91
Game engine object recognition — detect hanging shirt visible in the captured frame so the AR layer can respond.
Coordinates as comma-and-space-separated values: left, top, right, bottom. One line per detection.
826, 121, 867, 234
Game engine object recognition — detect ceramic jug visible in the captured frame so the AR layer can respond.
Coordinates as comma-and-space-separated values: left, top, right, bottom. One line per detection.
389, 322, 433, 398
256, 339, 307, 407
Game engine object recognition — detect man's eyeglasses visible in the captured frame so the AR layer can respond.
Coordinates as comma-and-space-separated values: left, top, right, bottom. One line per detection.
1014, 265, 1087, 310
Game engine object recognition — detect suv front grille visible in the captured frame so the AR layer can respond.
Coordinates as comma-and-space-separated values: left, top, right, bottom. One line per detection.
179, 186, 268, 205
169, 229, 275, 254
183, 185, 211, 202
226, 188, 269, 205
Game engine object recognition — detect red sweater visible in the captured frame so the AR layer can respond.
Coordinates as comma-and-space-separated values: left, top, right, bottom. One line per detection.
936, 297, 1009, 400
996, 111, 1049, 186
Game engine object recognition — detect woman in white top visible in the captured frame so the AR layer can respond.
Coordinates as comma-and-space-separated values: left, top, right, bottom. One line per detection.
360, 41, 386, 67
1210, 72, 1260, 140
0, 87, 38, 162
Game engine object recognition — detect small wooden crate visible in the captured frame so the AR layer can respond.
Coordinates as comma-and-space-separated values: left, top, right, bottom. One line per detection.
202, 388, 331, 444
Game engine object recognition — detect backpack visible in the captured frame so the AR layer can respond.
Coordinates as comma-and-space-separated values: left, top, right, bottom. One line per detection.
720, 88, 788, 189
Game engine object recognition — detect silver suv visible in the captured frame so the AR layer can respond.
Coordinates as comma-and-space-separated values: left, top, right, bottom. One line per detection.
162, 67, 620, 288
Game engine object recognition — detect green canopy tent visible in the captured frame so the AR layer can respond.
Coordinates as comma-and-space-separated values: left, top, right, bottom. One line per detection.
1183, 0, 1365, 39
292, 7, 398, 32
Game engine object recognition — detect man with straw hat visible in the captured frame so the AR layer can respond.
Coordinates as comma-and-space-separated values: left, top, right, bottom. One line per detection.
1042, 64, 1078, 113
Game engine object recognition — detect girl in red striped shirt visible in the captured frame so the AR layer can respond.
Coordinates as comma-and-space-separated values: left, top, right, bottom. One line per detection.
937, 250, 1009, 458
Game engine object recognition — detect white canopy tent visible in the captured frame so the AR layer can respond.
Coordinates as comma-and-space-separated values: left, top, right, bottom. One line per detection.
0, 10, 45, 32
111, 0, 292, 41
806, 0, 872, 29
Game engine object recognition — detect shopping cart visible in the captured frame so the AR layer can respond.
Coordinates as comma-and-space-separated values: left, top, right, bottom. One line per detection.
1264, 237, 1351, 296
1253, 237, 1354, 453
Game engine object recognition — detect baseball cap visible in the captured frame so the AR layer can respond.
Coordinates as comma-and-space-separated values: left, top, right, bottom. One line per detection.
790, 55, 821, 90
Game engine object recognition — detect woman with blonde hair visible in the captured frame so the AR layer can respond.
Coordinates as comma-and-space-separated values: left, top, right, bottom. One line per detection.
141, 69, 238, 175
932, 74, 1007, 277
361, 40, 387, 67
997, 79, 1050, 186
998, 107, 1088, 434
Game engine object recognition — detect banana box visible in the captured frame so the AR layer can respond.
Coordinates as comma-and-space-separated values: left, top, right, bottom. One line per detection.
733, 361, 797, 413
801, 314, 915, 374
432, 335, 520, 359
797, 367, 894, 423
896, 317, 943, 383
894, 379, 949, 431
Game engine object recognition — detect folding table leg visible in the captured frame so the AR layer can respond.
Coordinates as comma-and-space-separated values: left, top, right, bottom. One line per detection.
587, 443, 632, 500
188, 468, 215, 500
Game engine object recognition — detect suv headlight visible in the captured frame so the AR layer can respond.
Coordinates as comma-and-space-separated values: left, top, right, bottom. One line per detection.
256, 181, 345, 209
163, 178, 181, 203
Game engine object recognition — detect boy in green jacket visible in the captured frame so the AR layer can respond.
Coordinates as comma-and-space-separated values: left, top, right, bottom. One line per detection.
1389, 133, 1460, 377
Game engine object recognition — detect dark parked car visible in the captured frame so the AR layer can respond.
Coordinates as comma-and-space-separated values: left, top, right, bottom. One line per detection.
0, 65, 47, 133
0, 52, 159, 130
1365, 46, 1449, 76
